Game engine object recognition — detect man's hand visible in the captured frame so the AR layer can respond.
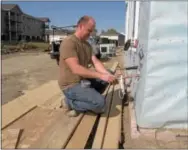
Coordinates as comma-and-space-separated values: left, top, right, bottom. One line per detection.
100, 73, 118, 84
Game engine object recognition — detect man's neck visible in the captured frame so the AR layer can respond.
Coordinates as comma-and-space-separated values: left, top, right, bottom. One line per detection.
74, 32, 82, 41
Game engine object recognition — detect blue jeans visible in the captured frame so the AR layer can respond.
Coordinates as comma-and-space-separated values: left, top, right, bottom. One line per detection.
62, 78, 109, 114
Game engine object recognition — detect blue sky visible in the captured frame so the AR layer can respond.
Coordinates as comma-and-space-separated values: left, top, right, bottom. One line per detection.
2, 1, 126, 34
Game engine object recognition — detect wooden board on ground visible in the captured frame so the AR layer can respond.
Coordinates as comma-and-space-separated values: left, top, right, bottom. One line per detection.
2, 128, 21, 148
2, 107, 62, 148
128, 101, 141, 139
65, 85, 110, 149
1, 61, 119, 149
110, 61, 119, 72
30, 113, 84, 148
49, 95, 62, 109
92, 85, 114, 148
39, 93, 63, 110
30, 61, 117, 148
65, 62, 119, 149
2, 80, 61, 129
65, 112, 97, 149
102, 84, 122, 148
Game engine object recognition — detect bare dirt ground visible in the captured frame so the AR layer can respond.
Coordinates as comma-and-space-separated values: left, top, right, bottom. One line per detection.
2, 52, 59, 105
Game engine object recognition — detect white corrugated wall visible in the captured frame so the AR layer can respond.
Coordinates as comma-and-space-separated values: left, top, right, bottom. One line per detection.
125, 1, 188, 129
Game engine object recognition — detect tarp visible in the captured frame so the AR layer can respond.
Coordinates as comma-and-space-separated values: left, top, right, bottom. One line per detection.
125, 1, 188, 129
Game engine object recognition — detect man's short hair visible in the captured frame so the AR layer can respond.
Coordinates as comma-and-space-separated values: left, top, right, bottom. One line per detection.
77, 16, 93, 26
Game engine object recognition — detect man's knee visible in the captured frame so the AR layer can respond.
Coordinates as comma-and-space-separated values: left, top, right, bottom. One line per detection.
91, 95, 105, 114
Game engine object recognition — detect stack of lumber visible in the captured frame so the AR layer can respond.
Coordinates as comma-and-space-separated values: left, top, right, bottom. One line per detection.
2, 61, 123, 149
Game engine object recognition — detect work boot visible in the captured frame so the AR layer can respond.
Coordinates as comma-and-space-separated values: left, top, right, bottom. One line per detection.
66, 110, 79, 117
61, 98, 79, 117
61, 98, 71, 111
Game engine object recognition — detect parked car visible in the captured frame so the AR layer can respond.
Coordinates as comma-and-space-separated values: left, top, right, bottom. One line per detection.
49, 40, 62, 65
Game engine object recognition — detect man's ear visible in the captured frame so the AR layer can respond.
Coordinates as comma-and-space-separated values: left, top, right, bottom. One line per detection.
79, 24, 84, 30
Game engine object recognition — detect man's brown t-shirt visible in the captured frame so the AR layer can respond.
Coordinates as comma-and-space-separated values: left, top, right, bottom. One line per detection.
58, 34, 93, 90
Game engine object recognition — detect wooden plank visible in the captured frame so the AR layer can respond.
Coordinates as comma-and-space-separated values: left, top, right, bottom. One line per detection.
128, 101, 141, 139
2, 128, 21, 148
3, 107, 61, 148
102, 84, 122, 148
65, 62, 118, 149
65, 86, 110, 149
65, 113, 97, 149
29, 62, 118, 149
29, 112, 84, 148
39, 93, 61, 107
110, 61, 119, 72
39, 93, 63, 109
50, 95, 62, 109
2, 80, 61, 129
92, 85, 114, 148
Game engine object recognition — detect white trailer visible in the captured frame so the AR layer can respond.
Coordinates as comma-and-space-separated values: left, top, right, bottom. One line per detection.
99, 36, 116, 58
125, 1, 188, 129
99, 43, 116, 58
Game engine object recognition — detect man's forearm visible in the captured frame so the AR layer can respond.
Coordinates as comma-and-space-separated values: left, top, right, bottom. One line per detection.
73, 64, 102, 79
91, 55, 110, 74
94, 61, 109, 74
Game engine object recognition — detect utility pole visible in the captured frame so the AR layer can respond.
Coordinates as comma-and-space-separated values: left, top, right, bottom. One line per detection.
8, 11, 11, 43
